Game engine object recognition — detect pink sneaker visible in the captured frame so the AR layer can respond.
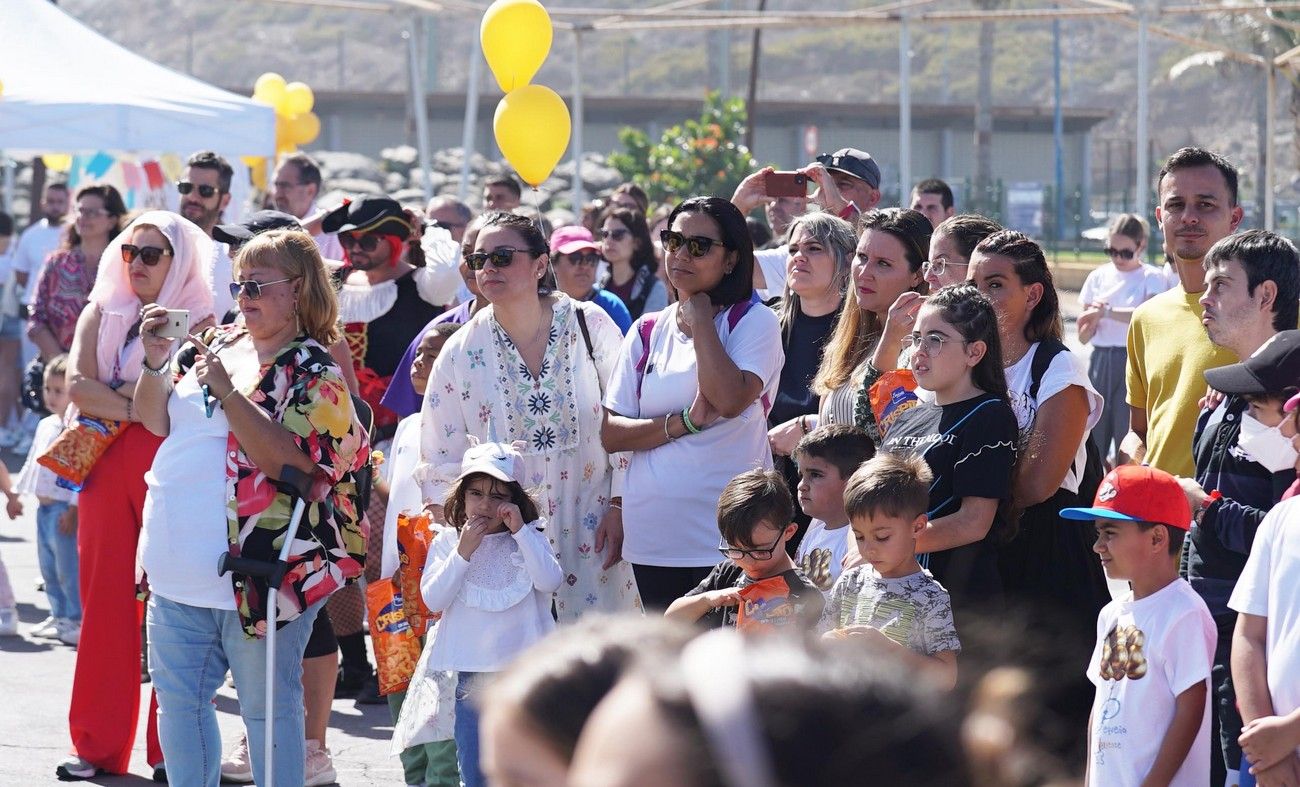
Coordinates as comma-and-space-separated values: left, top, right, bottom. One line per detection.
219, 734, 254, 783
304, 739, 337, 787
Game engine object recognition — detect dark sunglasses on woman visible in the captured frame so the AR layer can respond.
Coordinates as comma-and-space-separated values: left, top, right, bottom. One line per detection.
121, 244, 172, 266
566, 251, 601, 267
338, 232, 383, 253
660, 230, 724, 258
465, 247, 535, 271
597, 228, 630, 242
1103, 246, 1137, 260
176, 181, 218, 199
229, 277, 297, 300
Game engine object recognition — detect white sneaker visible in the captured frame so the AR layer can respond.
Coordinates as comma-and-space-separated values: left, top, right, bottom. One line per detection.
56, 619, 80, 646
304, 739, 337, 787
30, 615, 59, 638
0, 607, 17, 636
220, 735, 254, 783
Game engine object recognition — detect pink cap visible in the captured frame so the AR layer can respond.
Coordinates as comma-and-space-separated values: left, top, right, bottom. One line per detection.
550, 225, 600, 257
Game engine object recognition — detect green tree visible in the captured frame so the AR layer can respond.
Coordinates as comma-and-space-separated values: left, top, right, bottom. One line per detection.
608, 91, 757, 206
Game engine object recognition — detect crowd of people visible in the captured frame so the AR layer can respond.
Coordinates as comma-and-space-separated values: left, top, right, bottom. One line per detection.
0, 141, 1297, 787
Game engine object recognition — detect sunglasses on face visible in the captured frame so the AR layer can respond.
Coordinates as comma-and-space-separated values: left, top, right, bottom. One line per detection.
176, 181, 218, 199
660, 230, 725, 258
565, 251, 601, 267
1104, 246, 1137, 260
717, 530, 784, 561
465, 247, 536, 271
338, 232, 383, 253
229, 277, 297, 300
121, 244, 172, 266
597, 227, 630, 242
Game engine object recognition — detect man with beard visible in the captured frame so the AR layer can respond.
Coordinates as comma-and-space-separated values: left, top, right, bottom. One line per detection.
178, 150, 237, 318
273, 153, 344, 261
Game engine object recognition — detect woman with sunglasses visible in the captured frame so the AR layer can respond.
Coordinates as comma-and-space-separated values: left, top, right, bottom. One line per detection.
56, 211, 215, 781
599, 206, 667, 320
29, 184, 127, 362
550, 225, 632, 334
1076, 213, 1168, 462
417, 212, 640, 620
131, 229, 367, 787
602, 197, 784, 610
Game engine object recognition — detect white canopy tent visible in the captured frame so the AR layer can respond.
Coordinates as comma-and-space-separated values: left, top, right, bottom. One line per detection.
0, 0, 274, 155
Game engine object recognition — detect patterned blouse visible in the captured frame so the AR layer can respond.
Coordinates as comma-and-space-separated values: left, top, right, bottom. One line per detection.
30, 248, 95, 351
177, 324, 370, 637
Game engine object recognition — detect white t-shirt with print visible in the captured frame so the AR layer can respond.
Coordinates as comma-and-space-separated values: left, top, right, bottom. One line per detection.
1229, 496, 1300, 729
1004, 342, 1103, 494
605, 302, 784, 567
795, 519, 852, 593
1085, 579, 1216, 787
1079, 263, 1172, 347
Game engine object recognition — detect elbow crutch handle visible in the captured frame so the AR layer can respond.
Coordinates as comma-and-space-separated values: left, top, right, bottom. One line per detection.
215, 464, 314, 589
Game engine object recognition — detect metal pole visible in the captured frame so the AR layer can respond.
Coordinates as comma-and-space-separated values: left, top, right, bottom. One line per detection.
1, 157, 13, 214
1053, 11, 1064, 243
1265, 64, 1276, 230
459, 30, 483, 203
406, 26, 434, 204
1135, 0, 1150, 220
899, 9, 911, 203
571, 27, 587, 209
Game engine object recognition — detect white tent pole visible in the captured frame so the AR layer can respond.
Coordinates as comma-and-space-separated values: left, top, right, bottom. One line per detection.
458, 30, 483, 203
1135, 0, 1149, 221
898, 9, 911, 203
571, 26, 588, 209
1265, 63, 1276, 230
406, 23, 434, 203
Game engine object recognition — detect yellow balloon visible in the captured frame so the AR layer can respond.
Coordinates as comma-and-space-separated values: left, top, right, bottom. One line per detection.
242, 156, 267, 190
253, 72, 287, 107
42, 153, 72, 172
0, 78, 5, 97
493, 85, 570, 187
287, 112, 321, 146
480, 0, 553, 93
284, 82, 315, 116
275, 118, 295, 153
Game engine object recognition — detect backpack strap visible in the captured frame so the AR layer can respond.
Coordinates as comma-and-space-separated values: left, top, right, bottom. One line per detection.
1028, 338, 1069, 402
575, 305, 603, 397
634, 315, 658, 400
726, 292, 772, 416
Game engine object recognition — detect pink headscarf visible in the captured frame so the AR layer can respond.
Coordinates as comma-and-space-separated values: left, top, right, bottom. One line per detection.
88, 211, 215, 385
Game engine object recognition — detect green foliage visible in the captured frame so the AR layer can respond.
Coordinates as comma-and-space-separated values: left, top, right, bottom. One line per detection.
608, 92, 757, 206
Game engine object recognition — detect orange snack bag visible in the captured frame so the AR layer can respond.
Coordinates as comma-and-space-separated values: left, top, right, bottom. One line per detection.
365, 578, 422, 695
736, 576, 803, 633
395, 511, 438, 637
869, 369, 920, 437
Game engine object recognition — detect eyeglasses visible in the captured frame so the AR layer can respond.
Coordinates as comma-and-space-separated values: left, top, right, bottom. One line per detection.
660, 230, 725, 258
717, 530, 784, 561
597, 228, 630, 242
229, 277, 297, 300
74, 207, 110, 219
1103, 246, 1137, 261
922, 258, 967, 277
338, 232, 383, 253
273, 180, 306, 191
465, 247, 538, 271
121, 244, 173, 266
564, 251, 601, 267
430, 219, 467, 232
901, 332, 963, 356
176, 181, 218, 199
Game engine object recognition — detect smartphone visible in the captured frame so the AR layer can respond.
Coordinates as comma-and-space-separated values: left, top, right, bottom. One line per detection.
765, 171, 808, 198
155, 309, 189, 340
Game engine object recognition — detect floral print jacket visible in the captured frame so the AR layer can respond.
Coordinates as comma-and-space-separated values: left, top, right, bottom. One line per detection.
178, 324, 369, 637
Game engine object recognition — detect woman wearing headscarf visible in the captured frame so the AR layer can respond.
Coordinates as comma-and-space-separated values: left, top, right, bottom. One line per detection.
57, 211, 215, 781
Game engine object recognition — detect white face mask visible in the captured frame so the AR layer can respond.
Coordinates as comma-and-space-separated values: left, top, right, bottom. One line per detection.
1238, 413, 1299, 473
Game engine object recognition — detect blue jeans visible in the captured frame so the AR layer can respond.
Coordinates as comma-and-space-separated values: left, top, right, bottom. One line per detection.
147, 593, 322, 787
454, 672, 490, 787
36, 501, 80, 621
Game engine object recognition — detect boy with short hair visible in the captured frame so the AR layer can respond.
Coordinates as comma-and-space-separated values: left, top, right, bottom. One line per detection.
819, 453, 960, 689
666, 469, 823, 629
1060, 465, 1216, 787
792, 424, 874, 592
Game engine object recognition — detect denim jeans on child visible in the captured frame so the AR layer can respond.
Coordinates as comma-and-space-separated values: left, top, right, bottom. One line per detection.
36, 501, 80, 621
454, 671, 491, 787
147, 594, 323, 787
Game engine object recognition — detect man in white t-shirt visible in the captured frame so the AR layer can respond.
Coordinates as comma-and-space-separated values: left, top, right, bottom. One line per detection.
1229, 488, 1300, 783
13, 182, 69, 306
273, 153, 343, 261
178, 151, 237, 320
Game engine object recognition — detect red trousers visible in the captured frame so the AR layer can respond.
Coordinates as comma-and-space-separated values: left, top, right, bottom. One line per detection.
70, 424, 164, 773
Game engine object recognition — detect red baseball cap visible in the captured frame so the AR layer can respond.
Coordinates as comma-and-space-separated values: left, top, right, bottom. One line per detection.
1059, 465, 1192, 531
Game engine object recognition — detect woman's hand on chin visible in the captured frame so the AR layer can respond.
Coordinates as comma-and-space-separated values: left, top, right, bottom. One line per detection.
679, 292, 714, 329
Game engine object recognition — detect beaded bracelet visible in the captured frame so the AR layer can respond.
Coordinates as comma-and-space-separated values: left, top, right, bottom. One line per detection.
664, 412, 677, 442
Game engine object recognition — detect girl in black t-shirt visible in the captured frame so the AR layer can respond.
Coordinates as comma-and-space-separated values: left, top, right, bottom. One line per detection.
880, 285, 1018, 613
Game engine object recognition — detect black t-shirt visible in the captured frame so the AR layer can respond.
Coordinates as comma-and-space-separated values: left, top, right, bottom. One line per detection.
769, 306, 839, 427
684, 561, 824, 629
880, 393, 1018, 613
355, 270, 443, 378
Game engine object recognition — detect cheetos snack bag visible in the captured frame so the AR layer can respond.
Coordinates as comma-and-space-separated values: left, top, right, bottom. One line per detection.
365, 579, 422, 695
736, 576, 802, 632
395, 511, 438, 636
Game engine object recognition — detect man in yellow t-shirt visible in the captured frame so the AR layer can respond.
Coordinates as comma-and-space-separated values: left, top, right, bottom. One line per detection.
1123, 148, 1242, 478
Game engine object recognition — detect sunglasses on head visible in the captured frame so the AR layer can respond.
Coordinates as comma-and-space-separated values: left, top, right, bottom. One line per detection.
338, 232, 383, 253
121, 244, 172, 266
597, 227, 630, 242
1103, 246, 1137, 260
465, 247, 538, 271
176, 181, 218, 199
229, 277, 297, 300
660, 230, 725, 258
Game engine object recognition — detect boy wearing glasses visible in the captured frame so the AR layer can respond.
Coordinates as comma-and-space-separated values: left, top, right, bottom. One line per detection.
666, 469, 823, 629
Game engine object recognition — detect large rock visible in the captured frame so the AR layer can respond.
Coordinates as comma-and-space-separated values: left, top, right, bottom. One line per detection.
314, 151, 384, 183
381, 145, 420, 174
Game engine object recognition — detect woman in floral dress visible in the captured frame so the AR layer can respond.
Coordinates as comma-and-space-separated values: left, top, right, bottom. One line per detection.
416, 212, 639, 619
